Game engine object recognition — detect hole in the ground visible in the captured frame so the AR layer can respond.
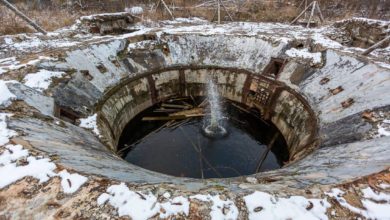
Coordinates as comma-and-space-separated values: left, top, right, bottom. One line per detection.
97, 68, 319, 180
262, 58, 286, 79
55, 106, 80, 124
117, 96, 289, 179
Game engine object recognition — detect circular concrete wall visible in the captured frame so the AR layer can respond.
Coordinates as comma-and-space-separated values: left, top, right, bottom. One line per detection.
96, 67, 318, 163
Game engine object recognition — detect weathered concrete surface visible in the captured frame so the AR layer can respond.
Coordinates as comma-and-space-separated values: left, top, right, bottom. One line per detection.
331, 18, 390, 48
301, 50, 390, 124
8, 117, 195, 186
6, 82, 55, 116
3, 24, 389, 189
79, 12, 136, 35
7, 115, 390, 194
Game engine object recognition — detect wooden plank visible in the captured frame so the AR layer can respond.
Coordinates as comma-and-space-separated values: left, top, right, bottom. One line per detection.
217, 0, 221, 24
220, 0, 234, 22
306, 1, 316, 28
161, 103, 191, 109
160, 0, 175, 20
170, 108, 204, 116
142, 114, 204, 121
316, 1, 325, 23
362, 35, 390, 55
290, 1, 314, 24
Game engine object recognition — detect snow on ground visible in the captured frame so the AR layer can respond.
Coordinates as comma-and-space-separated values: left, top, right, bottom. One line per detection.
97, 182, 190, 220
23, 69, 66, 92
326, 188, 390, 220
127, 40, 157, 51
0, 113, 87, 193
79, 114, 100, 136
125, 6, 144, 15
0, 144, 28, 165
0, 81, 17, 107
0, 113, 56, 188
0, 113, 16, 146
159, 195, 190, 219
190, 194, 239, 220
161, 17, 209, 25
0, 56, 56, 75
3, 34, 78, 51
361, 187, 390, 202
311, 32, 343, 49
335, 17, 390, 27
377, 119, 390, 137
379, 183, 390, 189
57, 169, 88, 194
80, 12, 132, 21
0, 149, 57, 188
244, 191, 330, 220
285, 48, 322, 65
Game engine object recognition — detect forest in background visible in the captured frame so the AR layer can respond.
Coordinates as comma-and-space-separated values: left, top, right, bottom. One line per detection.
1, 0, 389, 35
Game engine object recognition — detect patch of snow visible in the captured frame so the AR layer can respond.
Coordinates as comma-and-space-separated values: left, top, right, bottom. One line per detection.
79, 114, 100, 136
325, 188, 364, 214
0, 144, 28, 165
0, 146, 56, 188
311, 33, 342, 49
377, 119, 390, 137
0, 57, 18, 75
379, 183, 390, 189
163, 192, 171, 198
9, 35, 43, 50
190, 194, 239, 220
162, 17, 209, 25
0, 57, 16, 65
23, 69, 66, 92
0, 81, 17, 107
80, 12, 131, 21
360, 200, 390, 220
126, 6, 143, 15
127, 40, 156, 51
159, 196, 190, 219
326, 188, 390, 220
57, 169, 88, 194
0, 113, 17, 146
0, 56, 56, 75
347, 17, 390, 26
244, 191, 330, 220
4, 37, 13, 44
361, 187, 390, 202
377, 60, 390, 68
97, 183, 190, 220
0, 114, 62, 189
285, 48, 322, 65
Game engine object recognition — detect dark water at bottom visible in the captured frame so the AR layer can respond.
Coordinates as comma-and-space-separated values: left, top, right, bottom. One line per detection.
120, 100, 289, 179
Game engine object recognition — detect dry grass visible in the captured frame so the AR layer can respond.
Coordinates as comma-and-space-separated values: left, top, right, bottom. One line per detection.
0, 3, 81, 35
0, 0, 389, 36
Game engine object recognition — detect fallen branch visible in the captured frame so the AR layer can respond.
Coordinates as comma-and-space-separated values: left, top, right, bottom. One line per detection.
161, 103, 191, 109
170, 108, 204, 116
362, 36, 390, 56
0, 0, 47, 35
142, 114, 204, 121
